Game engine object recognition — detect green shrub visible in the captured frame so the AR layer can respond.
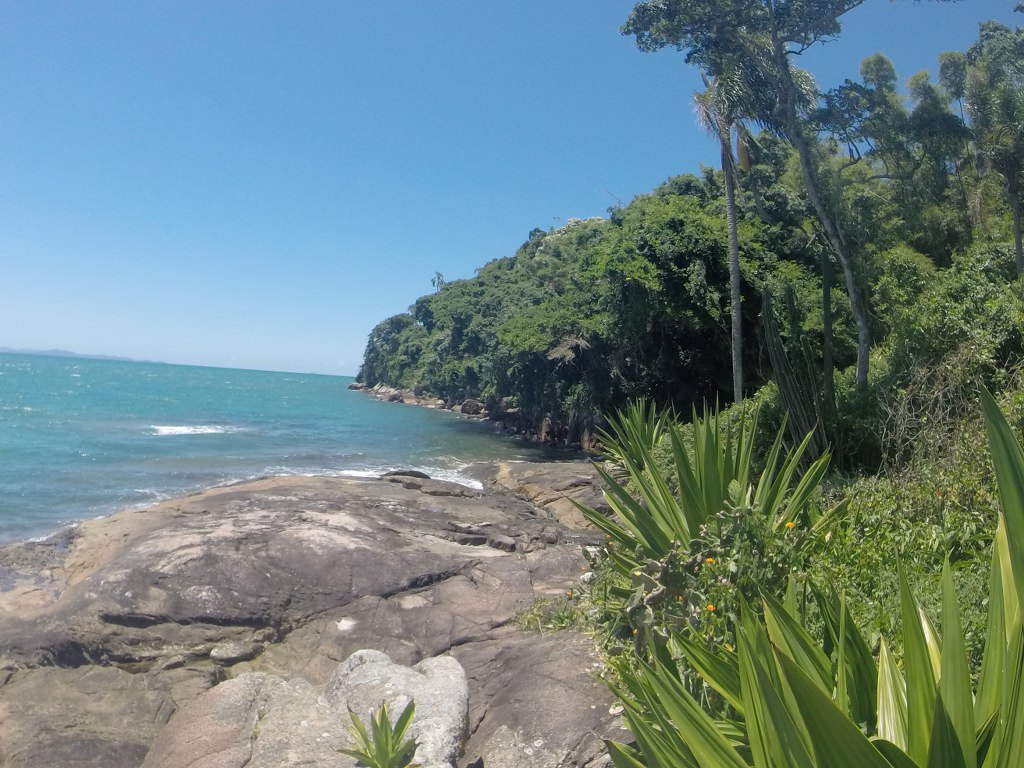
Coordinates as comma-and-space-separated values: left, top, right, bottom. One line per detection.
886, 244, 1024, 379
580, 401, 840, 648
605, 392, 1024, 768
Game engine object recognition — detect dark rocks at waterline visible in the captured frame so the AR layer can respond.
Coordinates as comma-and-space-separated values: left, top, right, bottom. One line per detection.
459, 398, 485, 416
381, 469, 432, 480
353, 383, 603, 449
0, 474, 620, 767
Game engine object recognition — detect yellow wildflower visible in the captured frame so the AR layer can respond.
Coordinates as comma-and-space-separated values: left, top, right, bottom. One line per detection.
785, 521, 796, 529
706, 603, 716, 612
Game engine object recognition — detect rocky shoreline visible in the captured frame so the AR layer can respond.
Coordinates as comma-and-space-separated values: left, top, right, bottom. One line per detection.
349, 382, 599, 448
0, 462, 620, 767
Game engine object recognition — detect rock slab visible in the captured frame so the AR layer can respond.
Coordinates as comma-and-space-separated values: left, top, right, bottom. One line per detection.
0, 474, 618, 767
142, 649, 468, 768
470, 461, 609, 530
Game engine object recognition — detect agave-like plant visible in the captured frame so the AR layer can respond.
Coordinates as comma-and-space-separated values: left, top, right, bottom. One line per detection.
605, 390, 1024, 768
585, 401, 836, 568
581, 401, 842, 636
338, 700, 420, 768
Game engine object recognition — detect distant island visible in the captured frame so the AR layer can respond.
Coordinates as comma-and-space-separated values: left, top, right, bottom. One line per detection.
0, 347, 154, 364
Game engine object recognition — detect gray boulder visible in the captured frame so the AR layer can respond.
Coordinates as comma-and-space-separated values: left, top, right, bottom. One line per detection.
326, 650, 468, 768
141, 649, 468, 768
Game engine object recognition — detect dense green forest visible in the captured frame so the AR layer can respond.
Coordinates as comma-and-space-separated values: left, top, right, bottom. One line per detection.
354, 3, 1024, 766
358, 9, 1023, 464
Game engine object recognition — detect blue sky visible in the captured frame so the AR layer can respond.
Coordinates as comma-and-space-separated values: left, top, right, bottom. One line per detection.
1, 1, 1017, 375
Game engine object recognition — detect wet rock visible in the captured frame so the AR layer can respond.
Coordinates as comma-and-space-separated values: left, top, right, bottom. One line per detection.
382, 469, 431, 480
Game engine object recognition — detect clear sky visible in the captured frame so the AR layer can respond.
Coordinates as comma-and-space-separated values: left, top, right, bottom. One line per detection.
1, 1, 1018, 375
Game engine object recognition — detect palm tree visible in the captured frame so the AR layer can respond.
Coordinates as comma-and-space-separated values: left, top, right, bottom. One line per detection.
694, 56, 816, 405
695, 77, 746, 403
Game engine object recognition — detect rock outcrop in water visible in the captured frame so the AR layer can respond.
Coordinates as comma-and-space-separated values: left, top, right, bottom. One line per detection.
0, 469, 626, 767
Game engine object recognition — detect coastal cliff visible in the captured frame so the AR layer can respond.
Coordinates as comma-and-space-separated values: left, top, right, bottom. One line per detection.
0, 467, 622, 767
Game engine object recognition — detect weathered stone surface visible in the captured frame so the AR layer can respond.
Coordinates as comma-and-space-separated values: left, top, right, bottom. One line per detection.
142, 649, 468, 768
454, 630, 628, 768
0, 474, 612, 767
0, 663, 217, 768
470, 460, 610, 530
326, 650, 468, 768
210, 640, 261, 665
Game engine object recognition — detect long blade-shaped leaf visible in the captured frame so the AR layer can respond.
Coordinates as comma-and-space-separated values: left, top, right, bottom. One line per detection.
985, 627, 1024, 768
901, 566, 938, 766
764, 594, 832, 693
982, 389, 1024, 615
976, 536, 1007, 726
606, 741, 648, 768
938, 559, 976, 768
671, 631, 743, 713
738, 620, 816, 768
775, 650, 894, 768
877, 636, 909, 751
642, 660, 749, 768
926, 694, 969, 768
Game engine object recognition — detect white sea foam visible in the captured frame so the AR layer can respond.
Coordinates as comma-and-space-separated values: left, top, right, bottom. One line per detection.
255, 464, 485, 490
149, 424, 241, 436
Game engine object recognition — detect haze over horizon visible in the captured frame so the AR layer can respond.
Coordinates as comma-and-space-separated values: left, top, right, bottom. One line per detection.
3, 0, 1017, 375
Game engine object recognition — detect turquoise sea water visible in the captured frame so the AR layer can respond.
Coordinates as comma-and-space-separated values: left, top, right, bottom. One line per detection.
0, 352, 549, 542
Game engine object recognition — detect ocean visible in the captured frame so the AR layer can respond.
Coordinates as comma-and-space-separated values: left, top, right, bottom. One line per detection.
0, 352, 550, 542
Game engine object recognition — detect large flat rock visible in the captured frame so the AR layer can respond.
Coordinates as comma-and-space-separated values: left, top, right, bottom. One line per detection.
469, 461, 609, 530
0, 474, 618, 767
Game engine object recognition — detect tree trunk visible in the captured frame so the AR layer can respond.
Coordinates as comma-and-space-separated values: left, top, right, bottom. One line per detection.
721, 130, 744, 402
820, 248, 836, 423
771, 39, 871, 390
1012, 193, 1023, 278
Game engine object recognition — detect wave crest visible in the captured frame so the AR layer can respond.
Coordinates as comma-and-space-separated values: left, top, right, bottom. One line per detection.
149, 424, 241, 436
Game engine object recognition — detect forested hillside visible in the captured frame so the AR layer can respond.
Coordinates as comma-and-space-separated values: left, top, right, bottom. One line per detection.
357, 12, 1024, 460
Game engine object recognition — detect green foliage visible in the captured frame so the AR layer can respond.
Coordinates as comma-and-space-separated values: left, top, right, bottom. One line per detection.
338, 700, 420, 768
604, 395, 1024, 768
356, 184, 799, 443
885, 245, 1024, 377
513, 594, 588, 635
579, 401, 840, 643
354, 0, 1024, 462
